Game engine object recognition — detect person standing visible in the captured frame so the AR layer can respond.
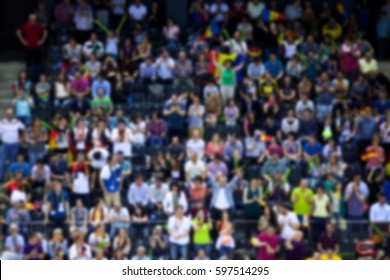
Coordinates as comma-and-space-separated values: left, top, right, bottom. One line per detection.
0, 108, 25, 182
167, 206, 191, 260
16, 14, 48, 68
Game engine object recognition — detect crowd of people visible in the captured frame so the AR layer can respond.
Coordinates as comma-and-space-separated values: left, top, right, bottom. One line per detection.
1, 0, 390, 260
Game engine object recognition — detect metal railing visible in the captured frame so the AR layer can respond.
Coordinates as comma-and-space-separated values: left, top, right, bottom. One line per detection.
1, 220, 389, 259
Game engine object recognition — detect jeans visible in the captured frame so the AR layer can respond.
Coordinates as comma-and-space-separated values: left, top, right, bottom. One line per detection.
0, 143, 20, 181
147, 137, 165, 146
169, 243, 188, 260
194, 244, 211, 257
218, 246, 234, 258
28, 151, 46, 166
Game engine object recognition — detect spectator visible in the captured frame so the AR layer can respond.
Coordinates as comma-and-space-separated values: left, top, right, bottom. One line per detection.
0, 224, 25, 260
0, 109, 25, 182
128, 175, 150, 208
167, 206, 191, 260
16, 14, 48, 68
253, 225, 280, 260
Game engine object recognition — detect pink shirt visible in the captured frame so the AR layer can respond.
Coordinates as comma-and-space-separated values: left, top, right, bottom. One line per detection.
70, 78, 89, 94
257, 232, 280, 260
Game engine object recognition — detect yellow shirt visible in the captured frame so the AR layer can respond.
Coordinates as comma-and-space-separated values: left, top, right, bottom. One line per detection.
320, 255, 342, 260
291, 187, 314, 216
359, 58, 378, 74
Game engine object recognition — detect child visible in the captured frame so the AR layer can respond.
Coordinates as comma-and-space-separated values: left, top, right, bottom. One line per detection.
105, 31, 119, 60
216, 227, 235, 259
224, 99, 239, 126
12, 89, 34, 126
330, 182, 343, 223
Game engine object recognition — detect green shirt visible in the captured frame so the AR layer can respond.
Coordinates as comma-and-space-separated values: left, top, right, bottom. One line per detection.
91, 96, 112, 113
221, 69, 235, 87
291, 187, 314, 216
192, 218, 212, 245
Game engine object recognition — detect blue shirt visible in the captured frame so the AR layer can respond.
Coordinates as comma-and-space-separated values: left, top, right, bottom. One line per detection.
92, 79, 111, 98
9, 162, 31, 178
46, 191, 69, 220
103, 166, 122, 193
265, 59, 283, 79
5, 234, 25, 254
303, 142, 323, 156
15, 99, 31, 117
373, 99, 390, 115
377, 20, 390, 39
164, 103, 186, 129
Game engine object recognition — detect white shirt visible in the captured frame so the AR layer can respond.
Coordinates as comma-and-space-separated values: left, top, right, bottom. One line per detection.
87, 148, 109, 169
209, 3, 229, 22
168, 215, 192, 245
184, 160, 206, 180
10, 190, 27, 204
369, 203, 390, 222
277, 211, 299, 240
72, 170, 90, 194
74, 11, 93, 31
128, 4, 147, 21
111, 128, 133, 157
112, 0, 126, 15
186, 139, 205, 158
0, 119, 24, 144
247, 1, 265, 19
155, 57, 175, 79
68, 243, 92, 260
215, 188, 229, 210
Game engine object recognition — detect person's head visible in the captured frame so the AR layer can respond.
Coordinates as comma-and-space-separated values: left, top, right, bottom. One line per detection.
223, 59, 233, 68
113, 201, 122, 212
10, 224, 18, 235
378, 193, 387, 205
6, 108, 14, 120
136, 246, 146, 258
229, 134, 237, 145
28, 13, 37, 24
196, 209, 205, 220
135, 175, 143, 186
171, 136, 179, 146
153, 225, 163, 236
278, 203, 289, 215
161, 49, 170, 59
270, 151, 279, 162
16, 153, 24, 163
191, 129, 200, 140
53, 228, 63, 240
353, 174, 361, 184
52, 181, 62, 194
316, 185, 324, 195
269, 53, 277, 62
190, 152, 198, 163
299, 179, 308, 189
292, 230, 303, 242
75, 198, 83, 209
175, 205, 184, 218
29, 233, 40, 244
196, 248, 207, 259
303, 108, 313, 120
287, 132, 296, 142
178, 51, 186, 61
266, 225, 276, 236
325, 223, 334, 235
76, 152, 85, 163
90, 33, 97, 42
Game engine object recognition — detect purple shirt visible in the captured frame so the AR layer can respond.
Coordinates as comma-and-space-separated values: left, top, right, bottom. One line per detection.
287, 240, 305, 260
347, 192, 365, 218
208, 161, 228, 177
147, 119, 167, 138
23, 243, 43, 259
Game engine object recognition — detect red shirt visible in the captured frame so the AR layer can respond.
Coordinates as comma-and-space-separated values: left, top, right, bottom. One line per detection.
20, 22, 44, 49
